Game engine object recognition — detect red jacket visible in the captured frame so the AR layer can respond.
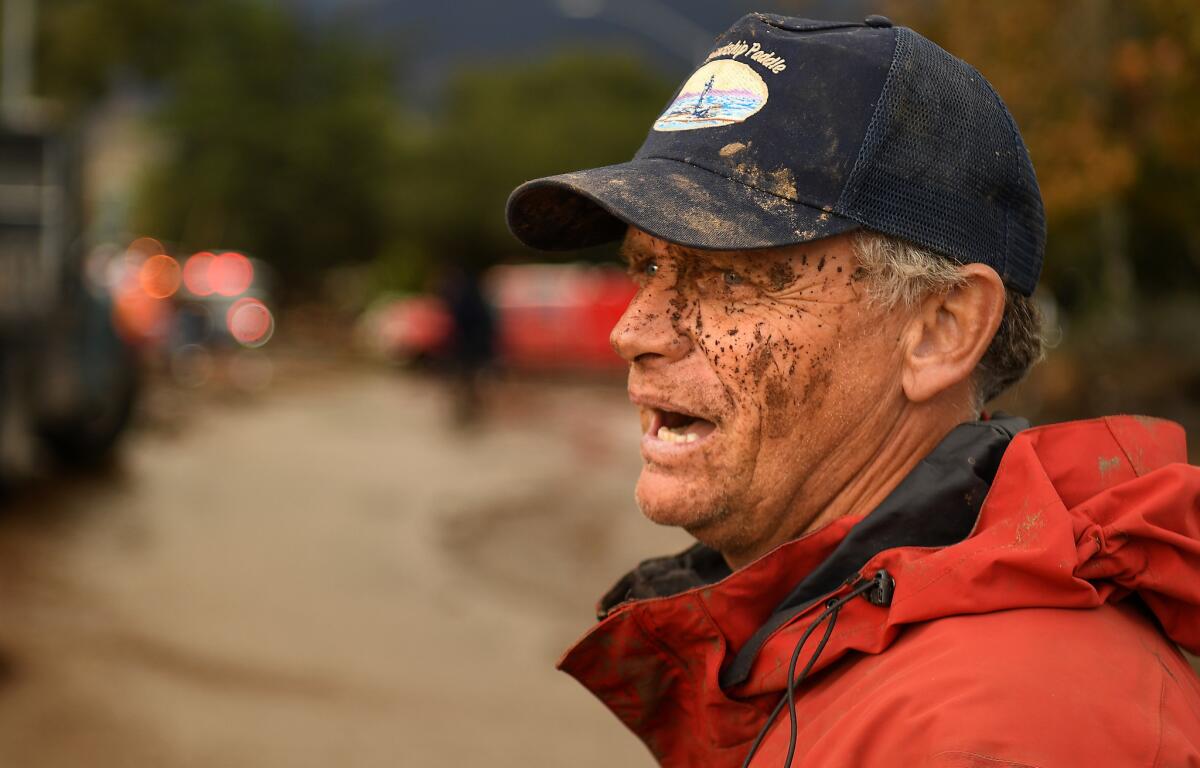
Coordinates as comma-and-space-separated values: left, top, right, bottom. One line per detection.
560, 416, 1200, 766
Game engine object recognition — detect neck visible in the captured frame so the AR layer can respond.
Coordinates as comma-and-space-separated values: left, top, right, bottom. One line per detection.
722, 398, 971, 570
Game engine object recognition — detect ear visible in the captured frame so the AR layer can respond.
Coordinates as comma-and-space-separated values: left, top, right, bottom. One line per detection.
899, 264, 1006, 404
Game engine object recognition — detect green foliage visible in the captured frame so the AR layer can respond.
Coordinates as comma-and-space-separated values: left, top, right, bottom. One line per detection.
129, 2, 404, 294
28, 0, 405, 294
396, 52, 672, 272
37, 0, 183, 109
875, 0, 1200, 313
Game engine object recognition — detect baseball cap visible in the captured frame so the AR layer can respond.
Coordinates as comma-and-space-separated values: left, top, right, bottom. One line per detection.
505, 13, 1046, 296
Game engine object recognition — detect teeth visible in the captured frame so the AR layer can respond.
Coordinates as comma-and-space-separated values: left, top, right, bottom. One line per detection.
656, 426, 699, 444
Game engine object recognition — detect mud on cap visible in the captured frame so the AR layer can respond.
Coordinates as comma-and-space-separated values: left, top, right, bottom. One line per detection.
506, 13, 1046, 296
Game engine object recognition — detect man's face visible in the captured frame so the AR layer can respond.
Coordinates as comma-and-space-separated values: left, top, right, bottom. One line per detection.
613, 228, 906, 561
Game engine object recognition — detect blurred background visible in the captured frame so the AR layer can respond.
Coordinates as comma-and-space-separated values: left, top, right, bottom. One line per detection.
0, 0, 1196, 765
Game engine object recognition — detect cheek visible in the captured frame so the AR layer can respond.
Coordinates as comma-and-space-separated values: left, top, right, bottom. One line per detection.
763, 374, 797, 439
760, 342, 838, 440
694, 303, 845, 441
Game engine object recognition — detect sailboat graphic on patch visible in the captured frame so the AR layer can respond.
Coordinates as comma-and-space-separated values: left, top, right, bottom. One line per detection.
654, 59, 768, 132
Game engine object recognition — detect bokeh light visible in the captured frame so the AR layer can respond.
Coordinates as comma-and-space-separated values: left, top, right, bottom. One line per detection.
138, 254, 182, 299
226, 297, 274, 347
127, 236, 164, 259
183, 252, 215, 296
211, 252, 254, 297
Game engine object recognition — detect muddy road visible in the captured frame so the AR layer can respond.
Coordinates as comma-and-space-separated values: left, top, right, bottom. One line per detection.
0, 364, 689, 767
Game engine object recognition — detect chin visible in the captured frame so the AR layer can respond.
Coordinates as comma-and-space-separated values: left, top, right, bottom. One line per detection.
635, 469, 728, 532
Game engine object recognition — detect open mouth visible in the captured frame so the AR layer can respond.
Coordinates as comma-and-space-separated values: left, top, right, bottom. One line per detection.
647, 407, 718, 445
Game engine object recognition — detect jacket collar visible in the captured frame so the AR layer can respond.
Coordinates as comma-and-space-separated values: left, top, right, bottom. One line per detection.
719, 415, 1025, 688
593, 415, 1026, 687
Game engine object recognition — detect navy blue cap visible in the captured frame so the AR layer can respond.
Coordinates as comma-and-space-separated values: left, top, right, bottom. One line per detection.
506, 13, 1046, 296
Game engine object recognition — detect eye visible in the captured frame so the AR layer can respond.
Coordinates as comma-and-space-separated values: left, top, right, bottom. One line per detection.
643, 260, 660, 277
723, 269, 743, 286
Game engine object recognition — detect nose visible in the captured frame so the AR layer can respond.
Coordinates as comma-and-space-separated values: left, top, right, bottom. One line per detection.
610, 282, 691, 366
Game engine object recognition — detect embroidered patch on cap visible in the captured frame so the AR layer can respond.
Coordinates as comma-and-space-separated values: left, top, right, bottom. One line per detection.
653, 59, 768, 132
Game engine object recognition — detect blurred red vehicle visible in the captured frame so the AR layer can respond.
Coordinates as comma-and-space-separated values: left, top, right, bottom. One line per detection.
490, 264, 634, 371
369, 264, 636, 371
373, 295, 454, 363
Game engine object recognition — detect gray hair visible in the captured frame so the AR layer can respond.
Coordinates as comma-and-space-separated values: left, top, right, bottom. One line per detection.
850, 232, 1044, 409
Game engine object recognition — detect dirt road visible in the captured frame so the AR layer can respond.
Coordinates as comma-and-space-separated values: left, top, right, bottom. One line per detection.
0, 363, 689, 767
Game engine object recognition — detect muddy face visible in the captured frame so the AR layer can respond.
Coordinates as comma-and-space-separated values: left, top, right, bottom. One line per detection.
612, 228, 905, 562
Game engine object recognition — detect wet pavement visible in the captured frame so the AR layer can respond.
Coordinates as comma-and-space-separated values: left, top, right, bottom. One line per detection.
0, 362, 689, 767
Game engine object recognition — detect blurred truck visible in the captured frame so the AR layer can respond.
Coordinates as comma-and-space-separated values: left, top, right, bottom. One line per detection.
0, 126, 137, 482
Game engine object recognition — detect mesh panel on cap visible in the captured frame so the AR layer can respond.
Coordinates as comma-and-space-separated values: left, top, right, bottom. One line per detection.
836, 28, 1045, 295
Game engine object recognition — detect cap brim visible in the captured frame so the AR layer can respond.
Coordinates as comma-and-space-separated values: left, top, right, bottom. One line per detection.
506, 157, 858, 252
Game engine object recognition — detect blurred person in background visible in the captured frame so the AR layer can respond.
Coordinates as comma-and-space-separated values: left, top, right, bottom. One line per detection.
436, 261, 496, 425
507, 12, 1200, 768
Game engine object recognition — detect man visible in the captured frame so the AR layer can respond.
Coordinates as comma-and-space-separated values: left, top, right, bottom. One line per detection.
506, 13, 1200, 768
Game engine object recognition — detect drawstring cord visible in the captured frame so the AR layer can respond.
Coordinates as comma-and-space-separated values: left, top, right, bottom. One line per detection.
783, 596, 843, 768
740, 570, 894, 768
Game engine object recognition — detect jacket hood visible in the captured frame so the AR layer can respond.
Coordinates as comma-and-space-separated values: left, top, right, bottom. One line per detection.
559, 415, 1200, 764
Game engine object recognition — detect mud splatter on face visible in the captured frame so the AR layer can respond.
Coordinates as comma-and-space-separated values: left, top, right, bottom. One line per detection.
613, 228, 904, 562
801, 363, 833, 405
763, 374, 793, 439
767, 261, 795, 291
748, 341, 774, 380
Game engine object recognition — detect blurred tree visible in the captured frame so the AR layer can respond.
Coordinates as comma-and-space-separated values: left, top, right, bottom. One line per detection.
132, 2, 404, 294
873, 0, 1200, 314
29, 0, 405, 295
36, 0, 184, 109
384, 52, 672, 285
